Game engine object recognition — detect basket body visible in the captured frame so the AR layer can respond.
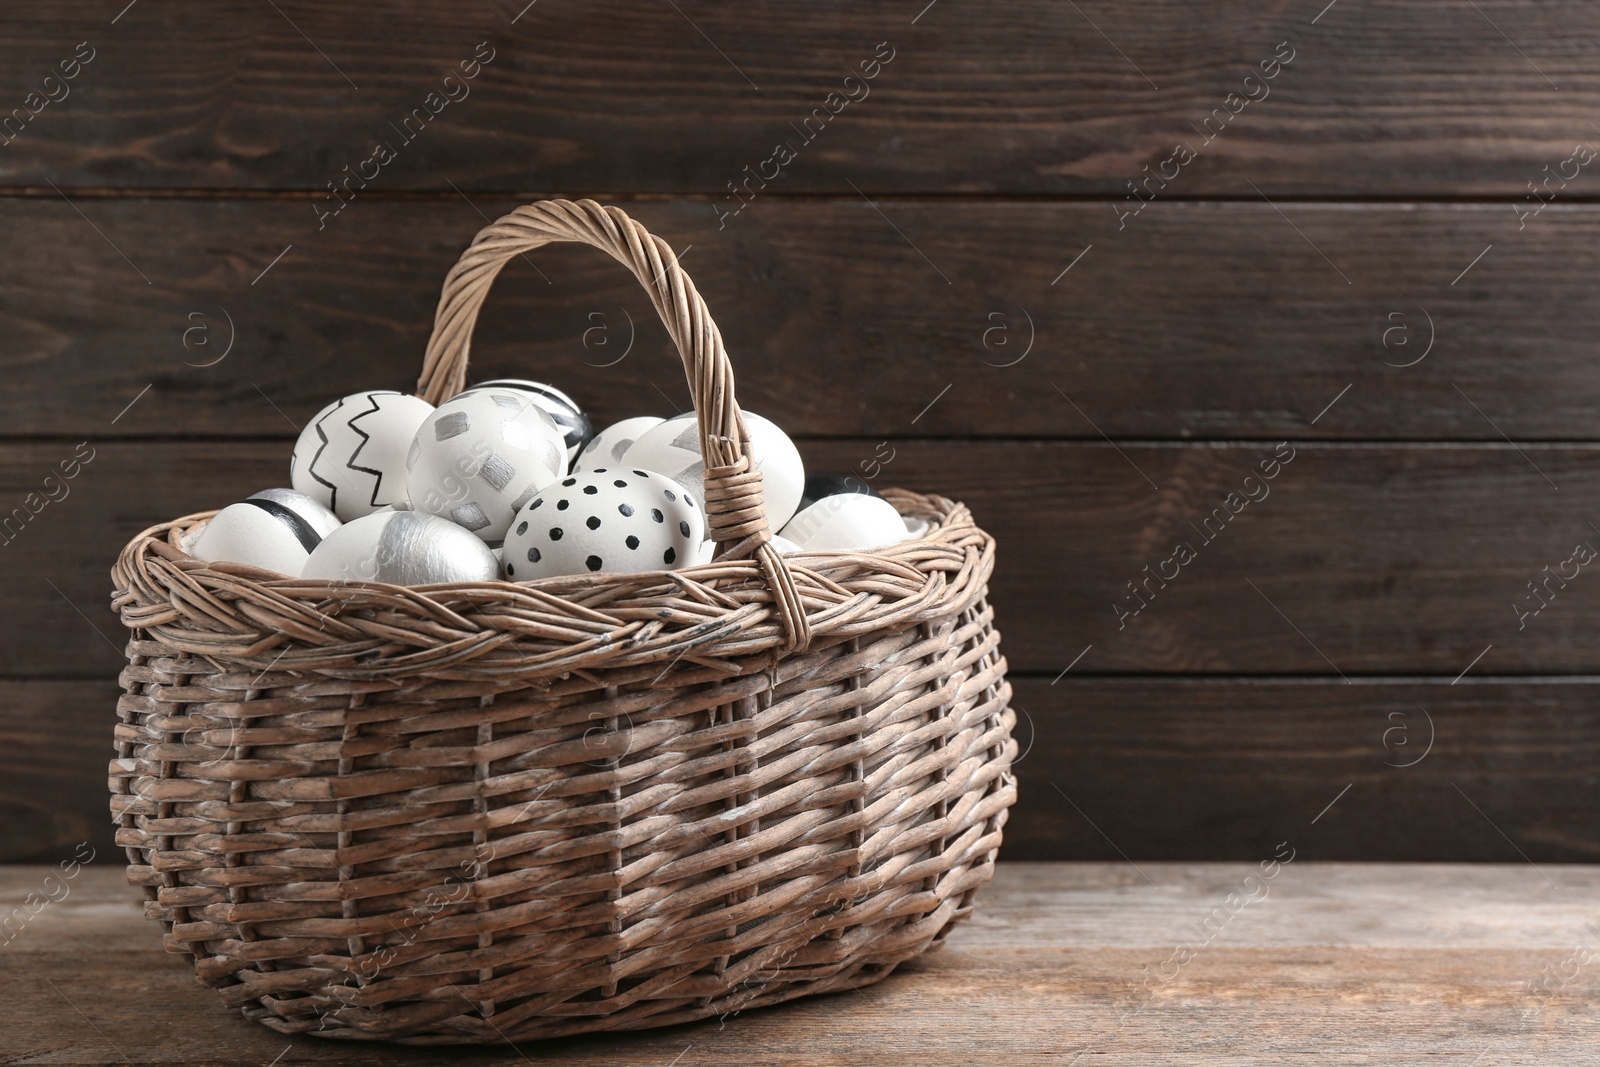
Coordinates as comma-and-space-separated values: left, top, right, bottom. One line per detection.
108, 198, 1014, 1041
109, 491, 1014, 1043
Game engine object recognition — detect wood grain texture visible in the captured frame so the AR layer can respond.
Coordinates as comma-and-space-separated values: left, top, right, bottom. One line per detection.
3, 863, 1596, 1064
9, 675, 1596, 865
5, 439, 1598, 678
1008, 677, 1600, 863
1, 2, 1598, 197
4, 0, 1599, 877
5, 198, 1600, 440
0, 680, 119, 865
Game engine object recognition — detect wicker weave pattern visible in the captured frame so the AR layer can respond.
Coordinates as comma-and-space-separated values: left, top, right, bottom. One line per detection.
107, 200, 1015, 1043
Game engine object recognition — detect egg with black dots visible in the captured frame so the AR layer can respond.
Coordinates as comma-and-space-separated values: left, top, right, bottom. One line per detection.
501, 468, 705, 580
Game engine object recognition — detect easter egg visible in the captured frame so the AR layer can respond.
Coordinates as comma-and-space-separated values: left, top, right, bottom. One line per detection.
463, 379, 593, 468
290, 391, 434, 522
780, 493, 907, 553
769, 534, 803, 555
621, 410, 805, 531
245, 488, 341, 538
405, 388, 567, 542
191, 499, 328, 575
302, 510, 500, 585
573, 415, 664, 473
902, 515, 931, 540
501, 467, 705, 580
797, 472, 882, 513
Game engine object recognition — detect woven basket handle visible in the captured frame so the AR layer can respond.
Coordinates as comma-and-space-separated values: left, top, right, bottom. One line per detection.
417, 198, 811, 651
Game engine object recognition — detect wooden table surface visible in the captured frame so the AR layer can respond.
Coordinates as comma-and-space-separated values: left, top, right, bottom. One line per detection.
3, 862, 1596, 1065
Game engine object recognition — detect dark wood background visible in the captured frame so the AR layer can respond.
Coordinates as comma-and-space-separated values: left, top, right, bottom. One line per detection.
3, 0, 1597, 864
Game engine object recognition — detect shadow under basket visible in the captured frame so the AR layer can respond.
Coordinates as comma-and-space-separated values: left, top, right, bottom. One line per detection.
107, 199, 1016, 1044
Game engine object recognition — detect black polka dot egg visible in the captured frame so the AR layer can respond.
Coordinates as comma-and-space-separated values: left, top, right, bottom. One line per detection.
500, 468, 706, 580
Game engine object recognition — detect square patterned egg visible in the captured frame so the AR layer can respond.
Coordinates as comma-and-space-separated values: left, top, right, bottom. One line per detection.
501, 468, 705, 579
462, 379, 594, 467
405, 388, 568, 542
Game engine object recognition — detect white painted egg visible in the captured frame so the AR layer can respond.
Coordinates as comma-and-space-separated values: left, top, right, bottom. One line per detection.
290, 391, 433, 522
463, 379, 593, 468
245, 488, 341, 538
573, 415, 664, 473
797, 472, 882, 513
770, 535, 803, 555
780, 493, 908, 552
621, 410, 805, 531
302, 510, 500, 585
501, 467, 705, 579
903, 515, 931, 540
405, 388, 567, 542
191, 500, 327, 575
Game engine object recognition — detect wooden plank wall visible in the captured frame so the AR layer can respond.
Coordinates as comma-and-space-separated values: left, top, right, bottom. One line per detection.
3, 1, 1598, 863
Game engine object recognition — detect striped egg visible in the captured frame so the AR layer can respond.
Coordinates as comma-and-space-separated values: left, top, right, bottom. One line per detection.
190, 496, 332, 576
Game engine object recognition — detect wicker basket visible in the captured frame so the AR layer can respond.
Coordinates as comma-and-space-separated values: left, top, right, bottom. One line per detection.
107, 198, 1016, 1044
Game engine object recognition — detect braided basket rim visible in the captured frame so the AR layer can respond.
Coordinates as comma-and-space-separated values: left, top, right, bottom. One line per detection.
111, 487, 995, 684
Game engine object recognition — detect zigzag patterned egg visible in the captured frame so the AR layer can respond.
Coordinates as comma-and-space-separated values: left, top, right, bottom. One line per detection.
463, 379, 593, 469
501, 468, 704, 580
406, 388, 568, 542
290, 391, 434, 522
